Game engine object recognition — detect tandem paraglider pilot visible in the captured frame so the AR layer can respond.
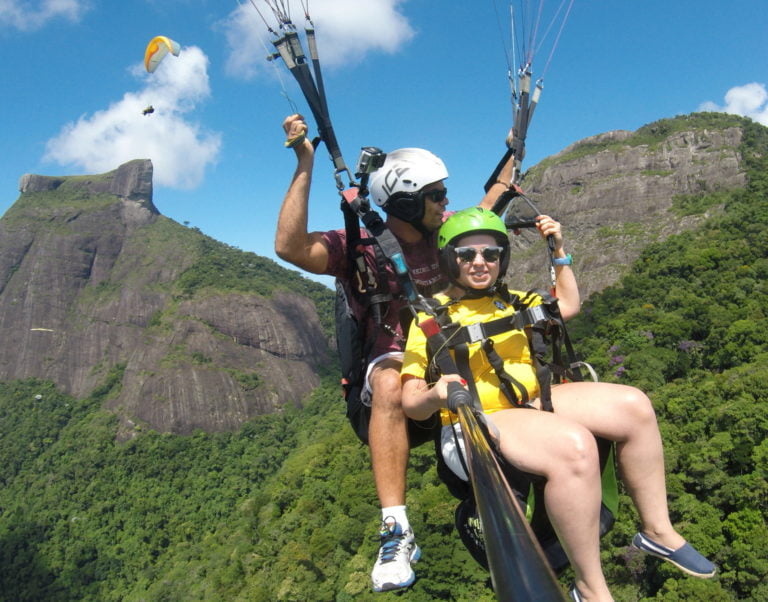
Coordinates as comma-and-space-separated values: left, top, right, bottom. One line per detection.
274, 113, 514, 593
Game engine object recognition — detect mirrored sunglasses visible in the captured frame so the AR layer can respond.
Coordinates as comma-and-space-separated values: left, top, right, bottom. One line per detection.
455, 246, 503, 263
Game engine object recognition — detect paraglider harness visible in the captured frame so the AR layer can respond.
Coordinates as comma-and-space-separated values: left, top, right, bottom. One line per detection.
334, 154, 441, 446
423, 287, 574, 412
414, 282, 617, 572
265, 14, 439, 445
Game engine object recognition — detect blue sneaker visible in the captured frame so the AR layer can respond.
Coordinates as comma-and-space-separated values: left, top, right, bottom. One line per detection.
632, 532, 716, 578
371, 518, 421, 592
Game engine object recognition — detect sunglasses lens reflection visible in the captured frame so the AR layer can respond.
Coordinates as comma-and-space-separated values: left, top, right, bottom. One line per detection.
455, 246, 502, 263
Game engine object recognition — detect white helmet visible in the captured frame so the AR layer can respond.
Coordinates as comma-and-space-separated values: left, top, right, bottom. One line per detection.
368, 148, 449, 223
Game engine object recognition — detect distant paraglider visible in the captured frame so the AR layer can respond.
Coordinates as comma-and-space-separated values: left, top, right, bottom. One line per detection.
142, 36, 181, 115
144, 35, 181, 73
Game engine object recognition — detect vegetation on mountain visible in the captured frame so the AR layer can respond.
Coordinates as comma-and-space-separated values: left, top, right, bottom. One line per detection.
533, 112, 752, 171
1, 113, 766, 600
176, 235, 335, 338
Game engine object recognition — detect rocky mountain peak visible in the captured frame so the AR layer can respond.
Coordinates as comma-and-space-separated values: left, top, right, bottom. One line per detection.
19, 159, 157, 215
1, 160, 330, 437
509, 114, 749, 299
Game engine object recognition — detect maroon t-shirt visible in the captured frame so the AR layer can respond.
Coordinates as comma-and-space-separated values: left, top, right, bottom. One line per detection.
323, 227, 446, 357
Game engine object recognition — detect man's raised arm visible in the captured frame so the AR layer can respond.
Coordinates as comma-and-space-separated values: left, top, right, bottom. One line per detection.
274, 114, 331, 275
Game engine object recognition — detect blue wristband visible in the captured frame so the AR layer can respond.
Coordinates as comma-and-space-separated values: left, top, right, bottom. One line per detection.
553, 253, 572, 266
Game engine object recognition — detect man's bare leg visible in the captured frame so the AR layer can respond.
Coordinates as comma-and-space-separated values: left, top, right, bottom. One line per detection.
368, 359, 420, 592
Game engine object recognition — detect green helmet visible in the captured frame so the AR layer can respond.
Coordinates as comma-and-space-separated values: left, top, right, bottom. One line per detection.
438, 207, 508, 248
437, 207, 510, 288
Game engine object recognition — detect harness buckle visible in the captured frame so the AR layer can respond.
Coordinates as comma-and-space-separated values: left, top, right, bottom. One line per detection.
466, 322, 485, 344
526, 305, 548, 324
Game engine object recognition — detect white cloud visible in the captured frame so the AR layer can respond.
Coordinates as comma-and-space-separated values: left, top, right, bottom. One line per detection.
221, 0, 414, 79
700, 82, 768, 126
0, 0, 88, 31
44, 46, 221, 190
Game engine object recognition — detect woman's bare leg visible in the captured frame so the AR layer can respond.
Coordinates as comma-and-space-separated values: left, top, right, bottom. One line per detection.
490, 409, 614, 601
550, 382, 684, 550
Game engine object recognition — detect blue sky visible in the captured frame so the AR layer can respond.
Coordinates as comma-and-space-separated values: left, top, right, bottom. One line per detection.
1, 1, 767, 285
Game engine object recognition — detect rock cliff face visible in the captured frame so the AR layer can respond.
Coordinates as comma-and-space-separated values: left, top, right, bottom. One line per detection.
0, 160, 330, 436
508, 116, 748, 299
0, 114, 752, 435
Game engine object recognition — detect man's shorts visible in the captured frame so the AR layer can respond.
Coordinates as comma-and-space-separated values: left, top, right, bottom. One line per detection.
346, 352, 437, 447
440, 422, 470, 481
440, 413, 505, 482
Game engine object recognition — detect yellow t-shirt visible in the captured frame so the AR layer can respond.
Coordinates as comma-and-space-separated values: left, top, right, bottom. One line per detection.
401, 291, 542, 425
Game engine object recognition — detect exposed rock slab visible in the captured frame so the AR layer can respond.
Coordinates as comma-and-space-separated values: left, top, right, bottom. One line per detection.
1, 160, 330, 436
509, 125, 747, 299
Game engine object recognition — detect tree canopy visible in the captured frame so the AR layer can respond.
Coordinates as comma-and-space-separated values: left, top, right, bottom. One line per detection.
1, 114, 767, 600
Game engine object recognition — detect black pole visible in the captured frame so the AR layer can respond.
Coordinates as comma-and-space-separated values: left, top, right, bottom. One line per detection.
455, 404, 565, 601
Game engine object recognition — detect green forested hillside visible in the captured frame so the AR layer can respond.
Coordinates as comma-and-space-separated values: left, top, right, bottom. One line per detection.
565, 115, 768, 600
1, 115, 767, 601
176, 235, 336, 339
0, 375, 492, 601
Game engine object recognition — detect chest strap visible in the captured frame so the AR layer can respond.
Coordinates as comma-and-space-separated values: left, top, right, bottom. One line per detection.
426, 303, 557, 410
447, 305, 551, 346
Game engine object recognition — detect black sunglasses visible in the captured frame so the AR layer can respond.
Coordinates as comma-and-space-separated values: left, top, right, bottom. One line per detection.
420, 188, 448, 204
454, 246, 503, 263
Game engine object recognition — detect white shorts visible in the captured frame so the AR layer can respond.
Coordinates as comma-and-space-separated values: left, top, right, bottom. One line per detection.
361, 351, 404, 407
441, 422, 470, 481
441, 415, 501, 482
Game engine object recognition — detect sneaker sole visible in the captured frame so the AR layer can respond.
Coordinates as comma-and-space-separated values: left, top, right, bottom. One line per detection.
371, 545, 422, 593
372, 573, 416, 593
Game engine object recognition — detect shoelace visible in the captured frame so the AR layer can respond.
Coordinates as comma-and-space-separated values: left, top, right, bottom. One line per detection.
377, 526, 408, 564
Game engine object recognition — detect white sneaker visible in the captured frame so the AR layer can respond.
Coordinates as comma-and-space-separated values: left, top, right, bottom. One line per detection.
371, 518, 421, 592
